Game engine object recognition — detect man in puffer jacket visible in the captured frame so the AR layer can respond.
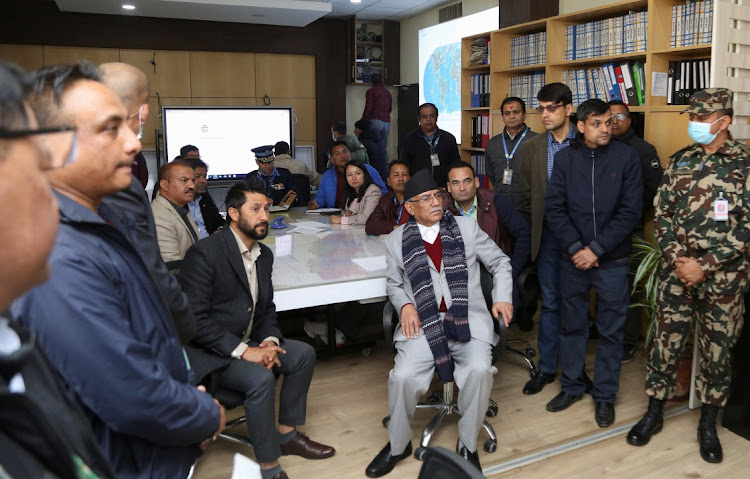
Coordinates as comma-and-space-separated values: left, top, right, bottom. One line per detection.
543, 98, 642, 427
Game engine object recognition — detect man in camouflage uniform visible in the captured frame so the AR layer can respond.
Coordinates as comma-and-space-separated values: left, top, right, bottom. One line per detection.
626, 88, 750, 464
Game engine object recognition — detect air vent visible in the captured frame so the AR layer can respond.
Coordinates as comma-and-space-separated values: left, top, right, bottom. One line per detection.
439, 2, 462, 23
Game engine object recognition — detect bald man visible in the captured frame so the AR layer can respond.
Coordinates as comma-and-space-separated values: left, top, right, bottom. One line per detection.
98, 62, 196, 344
99, 62, 150, 187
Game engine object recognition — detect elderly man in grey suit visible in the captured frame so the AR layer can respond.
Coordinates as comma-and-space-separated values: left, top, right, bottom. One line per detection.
152, 159, 199, 272
366, 169, 513, 477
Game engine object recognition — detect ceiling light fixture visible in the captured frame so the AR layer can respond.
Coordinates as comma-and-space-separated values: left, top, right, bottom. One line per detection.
351, 0, 362, 4
122, 4, 136, 10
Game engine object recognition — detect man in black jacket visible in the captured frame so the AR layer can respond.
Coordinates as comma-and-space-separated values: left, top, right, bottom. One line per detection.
185, 156, 225, 237
399, 103, 460, 186
0, 61, 117, 479
179, 179, 334, 479
609, 100, 664, 363
544, 99, 642, 427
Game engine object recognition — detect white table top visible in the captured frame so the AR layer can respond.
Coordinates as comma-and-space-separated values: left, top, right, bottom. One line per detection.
261, 208, 388, 311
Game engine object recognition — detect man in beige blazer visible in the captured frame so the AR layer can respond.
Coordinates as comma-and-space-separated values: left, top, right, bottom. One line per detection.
152, 159, 199, 273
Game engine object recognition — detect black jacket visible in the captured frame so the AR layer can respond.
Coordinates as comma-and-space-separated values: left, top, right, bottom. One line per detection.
198, 191, 225, 234
178, 227, 284, 383
545, 138, 643, 266
613, 128, 663, 221
0, 316, 117, 479
399, 127, 460, 187
244, 167, 297, 206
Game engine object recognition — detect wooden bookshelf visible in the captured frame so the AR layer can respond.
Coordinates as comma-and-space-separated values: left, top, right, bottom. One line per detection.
460, 0, 750, 167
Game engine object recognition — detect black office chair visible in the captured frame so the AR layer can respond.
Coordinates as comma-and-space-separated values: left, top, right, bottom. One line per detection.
418, 446, 486, 479
381, 303, 499, 460
292, 173, 311, 205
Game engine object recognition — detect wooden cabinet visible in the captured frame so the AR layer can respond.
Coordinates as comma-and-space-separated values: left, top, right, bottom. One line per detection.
461, 0, 750, 171
347, 17, 400, 85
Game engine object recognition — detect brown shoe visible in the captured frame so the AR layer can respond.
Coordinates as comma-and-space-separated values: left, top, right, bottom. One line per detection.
280, 432, 335, 459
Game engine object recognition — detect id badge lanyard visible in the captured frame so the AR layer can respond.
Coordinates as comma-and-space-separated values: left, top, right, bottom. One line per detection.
425, 134, 441, 171
501, 127, 529, 185
394, 196, 405, 224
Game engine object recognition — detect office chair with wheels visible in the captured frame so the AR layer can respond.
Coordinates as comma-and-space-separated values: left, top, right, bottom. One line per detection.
381, 302, 499, 460
418, 446, 486, 479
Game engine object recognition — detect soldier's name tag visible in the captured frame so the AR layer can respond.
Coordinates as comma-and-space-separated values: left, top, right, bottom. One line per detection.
714, 195, 729, 221
503, 168, 513, 185
430, 153, 440, 166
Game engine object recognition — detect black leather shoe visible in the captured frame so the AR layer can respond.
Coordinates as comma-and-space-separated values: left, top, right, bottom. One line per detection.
456, 442, 481, 472
365, 442, 412, 478
621, 344, 638, 363
523, 370, 555, 395
546, 391, 582, 412
698, 404, 723, 463
595, 401, 615, 427
626, 397, 665, 446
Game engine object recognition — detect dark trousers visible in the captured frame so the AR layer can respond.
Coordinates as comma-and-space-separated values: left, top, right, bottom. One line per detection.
559, 260, 629, 402
218, 339, 315, 462
536, 226, 562, 374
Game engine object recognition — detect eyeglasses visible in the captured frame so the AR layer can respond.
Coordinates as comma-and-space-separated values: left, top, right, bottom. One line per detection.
408, 191, 446, 204
612, 113, 629, 121
0, 125, 78, 168
537, 103, 564, 113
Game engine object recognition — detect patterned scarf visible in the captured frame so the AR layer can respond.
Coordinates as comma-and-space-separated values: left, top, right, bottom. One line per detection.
402, 211, 469, 382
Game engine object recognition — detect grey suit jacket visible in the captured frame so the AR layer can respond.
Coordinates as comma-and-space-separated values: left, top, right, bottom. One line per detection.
384, 215, 512, 346
151, 193, 199, 272
516, 132, 550, 261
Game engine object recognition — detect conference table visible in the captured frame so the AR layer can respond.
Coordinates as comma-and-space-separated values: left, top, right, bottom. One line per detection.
260, 207, 389, 347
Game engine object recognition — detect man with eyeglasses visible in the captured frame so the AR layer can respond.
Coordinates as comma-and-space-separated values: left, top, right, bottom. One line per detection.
516, 83, 577, 396
152, 159, 200, 273
485, 96, 537, 207
11, 61, 224, 479
608, 100, 663, 363
544, 98, 642, 426
627, 88, 750, 464
399, 103, 460, 187
0, 61, 118, 479
184, 156, 225, 236
366, 169, 512, 476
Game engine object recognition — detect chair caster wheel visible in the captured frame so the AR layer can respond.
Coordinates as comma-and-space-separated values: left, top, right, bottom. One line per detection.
527, 348, 536, 358
484, 439, 497, 453
382, 416, 390, 428
361, 347, 372, 357
486, 404, 499, 418
414, 446, 427, 461
529, 370, 536, 379
427, 392, 441, 404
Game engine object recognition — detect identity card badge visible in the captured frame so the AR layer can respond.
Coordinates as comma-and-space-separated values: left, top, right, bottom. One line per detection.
503, 168, 513, 185
430, 153, 440, 166
714, 192, 729, 221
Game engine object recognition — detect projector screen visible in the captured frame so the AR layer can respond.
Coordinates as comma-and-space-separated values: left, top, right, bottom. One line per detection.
418, 7, 499, 142
162, 106, 294, 181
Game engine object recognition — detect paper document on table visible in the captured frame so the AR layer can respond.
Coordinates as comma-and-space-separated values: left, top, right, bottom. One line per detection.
290, 221, 328, 230
352, 256, 386, 272
230, 453, 261, 479
275, 235, 292, 257
306, 208, 341, 214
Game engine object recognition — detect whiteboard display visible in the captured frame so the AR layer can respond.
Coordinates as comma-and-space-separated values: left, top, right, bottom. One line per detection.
162, 106, 294, 180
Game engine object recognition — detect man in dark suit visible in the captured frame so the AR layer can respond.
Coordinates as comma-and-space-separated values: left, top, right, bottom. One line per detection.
179, 178, 335, 479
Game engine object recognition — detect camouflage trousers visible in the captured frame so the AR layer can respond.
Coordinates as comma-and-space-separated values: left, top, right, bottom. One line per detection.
645, 274, 745, 406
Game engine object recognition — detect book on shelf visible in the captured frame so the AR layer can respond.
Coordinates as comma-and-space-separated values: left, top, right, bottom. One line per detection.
470, 153, 490, 189
470, 73, 491, 108
667, 58, 710, 105
562, 61, 648, 106
470, 113, 490, 148
671, 0, 713, 48
509, 71, 545, 110
510, 31, 546, 67
563, 11, 646, 61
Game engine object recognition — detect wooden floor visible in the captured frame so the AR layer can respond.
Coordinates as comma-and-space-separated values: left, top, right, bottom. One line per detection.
192, 326, 750, 479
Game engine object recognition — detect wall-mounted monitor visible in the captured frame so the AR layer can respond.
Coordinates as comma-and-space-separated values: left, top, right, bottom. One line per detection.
162, 106, 294, 181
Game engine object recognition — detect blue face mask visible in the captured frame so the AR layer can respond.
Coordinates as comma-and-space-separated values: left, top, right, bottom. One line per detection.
688, 116, 726, 145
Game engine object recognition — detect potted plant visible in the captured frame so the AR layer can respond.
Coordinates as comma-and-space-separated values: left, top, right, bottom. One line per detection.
630, 234, 662, 346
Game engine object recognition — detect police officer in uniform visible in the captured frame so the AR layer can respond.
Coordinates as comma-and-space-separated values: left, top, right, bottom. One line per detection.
626, 88, 750, 464
245, 145, 297, 206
